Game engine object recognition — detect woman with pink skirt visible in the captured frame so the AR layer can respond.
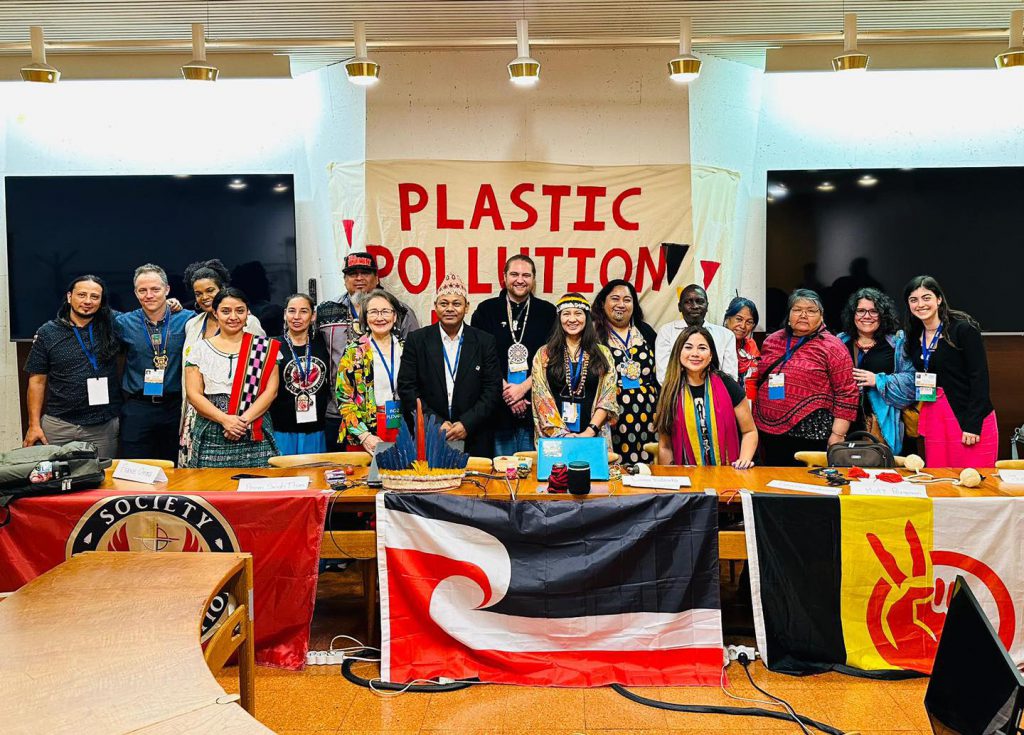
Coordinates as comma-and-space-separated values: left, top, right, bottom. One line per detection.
904, 275, 998, 467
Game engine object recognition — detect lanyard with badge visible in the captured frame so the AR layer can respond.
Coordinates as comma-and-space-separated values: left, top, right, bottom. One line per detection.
286, 336, 318, 423
141, 309, 170, 397
506, 296, 531, 384
561, 349, 587, 432
372, 337, 403, 430
916, 325, 942, 402
768, 334, 806, 400
73, 323, 110, 406
442, 334, 463, 415
610, 327, 642, 389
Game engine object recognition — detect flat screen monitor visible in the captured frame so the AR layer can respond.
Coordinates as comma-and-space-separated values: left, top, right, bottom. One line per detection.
765, 167, 1024, 334
5, 174, 297, 340
924, 576, 1024, 735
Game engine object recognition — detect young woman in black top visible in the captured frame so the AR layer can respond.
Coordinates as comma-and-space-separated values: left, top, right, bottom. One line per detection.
904, 275, 997, 466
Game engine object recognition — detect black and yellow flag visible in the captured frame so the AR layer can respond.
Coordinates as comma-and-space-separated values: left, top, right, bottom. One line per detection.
741, 493, 1023, 676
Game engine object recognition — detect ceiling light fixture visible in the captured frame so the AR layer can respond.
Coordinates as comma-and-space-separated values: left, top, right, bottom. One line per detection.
817, 181, 836, 192
181, 23, 218, 81
508, 19, 540, 86
229, 178, 247, 190
345, 21, 380, 86
668, 18, 702, 83
857, 174, 878, 187
273, 183, 289, 193
21, 26, 60, 83
996, 9, 1024, 71
832, 13, 869, 72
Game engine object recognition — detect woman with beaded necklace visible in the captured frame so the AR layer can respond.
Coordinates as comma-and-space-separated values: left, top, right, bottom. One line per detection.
531, 293, 618, 448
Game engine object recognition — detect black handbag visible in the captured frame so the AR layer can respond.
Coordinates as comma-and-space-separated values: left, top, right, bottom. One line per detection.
826, 430, 896, 468
0, 442, 110, 528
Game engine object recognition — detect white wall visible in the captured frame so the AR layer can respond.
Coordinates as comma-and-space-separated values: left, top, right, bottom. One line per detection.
746, 68, 1024, 309
0, 70, 364, 449
367, 47, 690, 164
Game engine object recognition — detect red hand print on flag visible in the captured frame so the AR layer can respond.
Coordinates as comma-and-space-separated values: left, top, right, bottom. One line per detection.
865, 520, 945, 670
865, 520, 1015, 673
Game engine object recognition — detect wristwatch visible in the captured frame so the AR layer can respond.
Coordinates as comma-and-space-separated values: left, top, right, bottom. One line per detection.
588, 423, 600, 434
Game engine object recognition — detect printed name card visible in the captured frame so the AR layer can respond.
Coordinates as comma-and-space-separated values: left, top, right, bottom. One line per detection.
849, 482, 928, 498
112, 460, 168, 484
236, 476, 312, 492
621, 475, 692, 490
766, 480, 842, 496
998, 470, 1024, 485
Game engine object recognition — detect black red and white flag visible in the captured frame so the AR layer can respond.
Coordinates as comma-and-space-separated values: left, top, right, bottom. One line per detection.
376, 492, 722, 687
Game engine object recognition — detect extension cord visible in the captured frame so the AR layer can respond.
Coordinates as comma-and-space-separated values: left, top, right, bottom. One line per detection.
726, 644, 758, 662
306, 650, 347, 666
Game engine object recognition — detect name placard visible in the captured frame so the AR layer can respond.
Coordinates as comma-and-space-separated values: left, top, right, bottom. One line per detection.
112, 460, 168, 485
236, 476, 312, 492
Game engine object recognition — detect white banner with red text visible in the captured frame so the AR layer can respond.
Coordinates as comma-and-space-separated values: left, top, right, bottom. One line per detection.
328, 160, 746, 328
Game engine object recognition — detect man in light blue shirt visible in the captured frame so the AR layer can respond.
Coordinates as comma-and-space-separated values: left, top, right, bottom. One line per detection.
115, 263, 192, 461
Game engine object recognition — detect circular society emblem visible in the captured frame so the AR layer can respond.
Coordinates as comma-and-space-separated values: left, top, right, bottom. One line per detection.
66, 494, 241, 640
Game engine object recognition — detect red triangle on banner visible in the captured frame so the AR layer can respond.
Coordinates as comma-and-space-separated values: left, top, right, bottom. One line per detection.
700, 260, 721, 290
342, 219, 355, 247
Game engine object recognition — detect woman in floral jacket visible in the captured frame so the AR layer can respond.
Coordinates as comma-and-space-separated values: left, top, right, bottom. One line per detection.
531, 293, 619, 449
335, 290, 405, 452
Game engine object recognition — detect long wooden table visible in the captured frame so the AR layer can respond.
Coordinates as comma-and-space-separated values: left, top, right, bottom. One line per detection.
0, 552, 268, 735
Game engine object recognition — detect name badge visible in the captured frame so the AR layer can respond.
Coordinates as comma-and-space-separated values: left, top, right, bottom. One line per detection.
561, 400, 581, 433
507, 369, 528, 385
384, 400, 402, 429
620, 375, 641, 390
295, 393, 318, 423
768, 373, 785, 400
619, 360, 642, 390
143, 369, 165, 397
915, 372, 937, 402
86, 377, 110, 406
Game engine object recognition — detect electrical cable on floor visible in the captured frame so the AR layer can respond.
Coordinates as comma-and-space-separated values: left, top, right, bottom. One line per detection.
611, 652, 849, 735
340, 648, 475, 694
737, 653, 813, 735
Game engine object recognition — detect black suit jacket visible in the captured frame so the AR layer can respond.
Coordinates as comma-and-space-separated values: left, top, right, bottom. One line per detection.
396, 323, 500, 458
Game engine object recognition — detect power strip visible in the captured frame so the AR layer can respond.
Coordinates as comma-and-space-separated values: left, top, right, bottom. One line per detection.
725, 644, 759, 662
305, 650, 348, 666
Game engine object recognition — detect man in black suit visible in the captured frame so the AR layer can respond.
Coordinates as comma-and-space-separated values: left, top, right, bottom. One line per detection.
470, 254, 556, 455
397, 273, 500, 458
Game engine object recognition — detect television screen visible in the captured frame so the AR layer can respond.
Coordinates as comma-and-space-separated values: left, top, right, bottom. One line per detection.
5, 174, 297, 340
765, 167, 1023, 334
924, 577, 1024, 735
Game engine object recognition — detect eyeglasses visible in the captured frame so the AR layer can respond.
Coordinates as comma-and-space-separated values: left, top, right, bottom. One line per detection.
790, 307, 821, 316
365, 308, 395, 318
855, 308, 879, 317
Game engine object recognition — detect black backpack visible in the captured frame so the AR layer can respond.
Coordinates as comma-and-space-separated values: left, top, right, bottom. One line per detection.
0, 442, 110, 527
826, 431, 896, 469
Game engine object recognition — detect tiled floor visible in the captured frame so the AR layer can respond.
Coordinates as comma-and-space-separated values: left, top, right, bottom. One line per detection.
215, 566, 935, 735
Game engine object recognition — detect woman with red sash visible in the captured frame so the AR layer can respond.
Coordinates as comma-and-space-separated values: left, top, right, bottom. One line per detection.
336, 289, 405, 452
654, 325, 758, 468
184, 288, 281, 467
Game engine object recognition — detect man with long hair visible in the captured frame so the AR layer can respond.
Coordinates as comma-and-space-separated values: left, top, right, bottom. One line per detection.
23, 275, 122, 457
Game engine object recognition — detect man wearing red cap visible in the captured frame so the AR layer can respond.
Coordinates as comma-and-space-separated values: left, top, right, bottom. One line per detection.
317, 251, 420, 452
397, 273, 499, 458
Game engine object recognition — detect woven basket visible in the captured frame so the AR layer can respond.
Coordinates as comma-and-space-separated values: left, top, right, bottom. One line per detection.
379, 469, 466, 492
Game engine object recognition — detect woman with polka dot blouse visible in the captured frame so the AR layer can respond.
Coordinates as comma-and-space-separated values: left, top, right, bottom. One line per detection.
591, 280, 660, 465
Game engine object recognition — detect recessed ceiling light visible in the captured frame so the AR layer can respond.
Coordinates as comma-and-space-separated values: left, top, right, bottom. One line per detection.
816, 182, 836, 192
857, 174, 878, 187
229, 179, 247, 190
273, 183, 289, 193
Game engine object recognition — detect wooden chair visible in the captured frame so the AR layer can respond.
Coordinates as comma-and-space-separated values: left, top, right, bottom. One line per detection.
112, 458, 175, 469
466, 456, 494, 473
268, 451, 372, 468
320, 529, 379, 644
643, 442, 660, 464
995, 460, 1024, 470
794, 450, 907, 468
